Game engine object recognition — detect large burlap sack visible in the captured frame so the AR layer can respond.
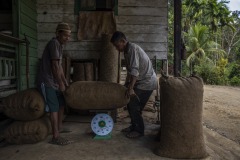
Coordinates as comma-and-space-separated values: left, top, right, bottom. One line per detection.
64, 81, 129, 110
4, 116, 51, 144
99, 34, 118, 83
2, 89, 45, 121
155, 76, 208, 159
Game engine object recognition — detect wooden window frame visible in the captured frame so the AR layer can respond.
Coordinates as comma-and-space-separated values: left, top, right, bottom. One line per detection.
74, 0, 118, 15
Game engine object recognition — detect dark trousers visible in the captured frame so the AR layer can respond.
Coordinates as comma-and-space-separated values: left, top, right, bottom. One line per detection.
127, 88, 153, 134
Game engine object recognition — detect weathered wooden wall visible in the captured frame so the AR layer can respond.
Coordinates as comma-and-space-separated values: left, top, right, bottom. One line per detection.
18, 0, 38, 90
37, 0, 167, 60
117, 0, 168, 59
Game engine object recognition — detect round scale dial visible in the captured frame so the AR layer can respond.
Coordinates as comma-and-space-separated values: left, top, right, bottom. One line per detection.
91, 113, 114, 136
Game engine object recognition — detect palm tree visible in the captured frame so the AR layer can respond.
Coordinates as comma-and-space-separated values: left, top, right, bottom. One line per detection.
184, 24, 226, 72
203, 0, 233, 32
182, 0, 206, 32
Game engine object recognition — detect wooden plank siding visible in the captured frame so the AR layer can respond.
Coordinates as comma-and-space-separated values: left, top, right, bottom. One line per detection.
118, 0, 167, 7
116, 0, 168, 59
36, 0, 167, 60
37, 0, 75, 5
18, 0, 38, 90
20, 75, 37, 89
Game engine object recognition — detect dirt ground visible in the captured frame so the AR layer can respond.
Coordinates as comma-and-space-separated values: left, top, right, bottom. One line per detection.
202, 85, 240, 145
0, 85, 239, 160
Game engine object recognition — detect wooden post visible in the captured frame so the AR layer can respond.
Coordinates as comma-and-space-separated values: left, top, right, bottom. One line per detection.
24, 35, 30, 89
174, 0, 182, 77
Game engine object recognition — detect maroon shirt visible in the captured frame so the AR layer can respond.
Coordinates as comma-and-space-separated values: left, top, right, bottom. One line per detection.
37, 38, 63, 89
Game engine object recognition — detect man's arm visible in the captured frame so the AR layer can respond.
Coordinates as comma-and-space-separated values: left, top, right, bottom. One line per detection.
60, 65, 68, 86
125, 75, 137, 98
52, 60, 65, 91
124, 73, 130, 87
128, 75, 137, 90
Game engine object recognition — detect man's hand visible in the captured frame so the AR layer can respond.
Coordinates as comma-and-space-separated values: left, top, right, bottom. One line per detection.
64, 79, 69, 87
125, 88, 136, 98
59, 82, 66, 92
124, 75, 137, 98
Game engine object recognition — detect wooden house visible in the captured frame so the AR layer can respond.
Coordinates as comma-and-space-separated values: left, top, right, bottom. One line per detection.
0, 0, 38, 99
0, 0, 168, 99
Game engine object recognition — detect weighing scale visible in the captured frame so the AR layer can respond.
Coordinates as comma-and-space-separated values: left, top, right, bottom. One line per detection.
91, 113, 114, 140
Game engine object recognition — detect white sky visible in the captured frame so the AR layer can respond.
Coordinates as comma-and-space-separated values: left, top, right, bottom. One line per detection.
227, 0, 240, 11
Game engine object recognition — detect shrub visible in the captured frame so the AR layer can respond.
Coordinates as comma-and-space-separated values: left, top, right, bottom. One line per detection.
228, 63, 240, 79
229, 76, 240, 86
194, 58, 228, 85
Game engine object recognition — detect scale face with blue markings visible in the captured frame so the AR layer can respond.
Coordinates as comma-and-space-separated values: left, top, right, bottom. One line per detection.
91, 113, 114, 139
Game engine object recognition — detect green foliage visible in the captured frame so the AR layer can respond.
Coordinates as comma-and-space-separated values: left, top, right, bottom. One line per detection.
216, 58, 228, 76
194, 58, 228, 85
226, 62, 240, 86
167, 0, 240, 86
183, 0, 233, 32
194, 58, 215, 84
181, 62, 191, 76
228, 63, 240, 79
184, 24, 208, 67
229, 76, 240, 86
168, 0, 174, 66
184, 23, 226, 69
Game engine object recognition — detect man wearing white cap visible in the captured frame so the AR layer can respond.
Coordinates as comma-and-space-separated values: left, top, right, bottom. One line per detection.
37, 22, 71, 145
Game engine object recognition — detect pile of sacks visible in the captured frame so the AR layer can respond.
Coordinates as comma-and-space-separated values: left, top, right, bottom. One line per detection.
2, 89, 51, 144
1, 81, 129, 144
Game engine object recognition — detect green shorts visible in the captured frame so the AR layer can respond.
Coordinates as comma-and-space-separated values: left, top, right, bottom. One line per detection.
45, 87, 65, 112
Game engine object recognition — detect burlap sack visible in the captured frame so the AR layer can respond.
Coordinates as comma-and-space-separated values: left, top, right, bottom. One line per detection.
2, 89, 45, 121
64, 81, 129, 110
4, 116, 51, 144
99, 34, 118, 83
155, 76, 208, 159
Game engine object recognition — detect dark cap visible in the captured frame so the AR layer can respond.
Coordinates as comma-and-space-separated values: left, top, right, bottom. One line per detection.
56, 22, 71, 33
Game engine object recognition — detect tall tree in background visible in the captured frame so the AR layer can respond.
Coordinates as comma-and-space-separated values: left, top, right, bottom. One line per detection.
182, 0, 233, 38
182, 0, 233, 64
222, 11, 240, 61
167, 0, 174, 74
168, 0, 240, 84
184, 24, 225, 72
182, 0, 206, 31
203, 0, 233, 32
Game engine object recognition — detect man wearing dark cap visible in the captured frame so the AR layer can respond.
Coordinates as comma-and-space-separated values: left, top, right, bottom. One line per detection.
37, 22, 71, 145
